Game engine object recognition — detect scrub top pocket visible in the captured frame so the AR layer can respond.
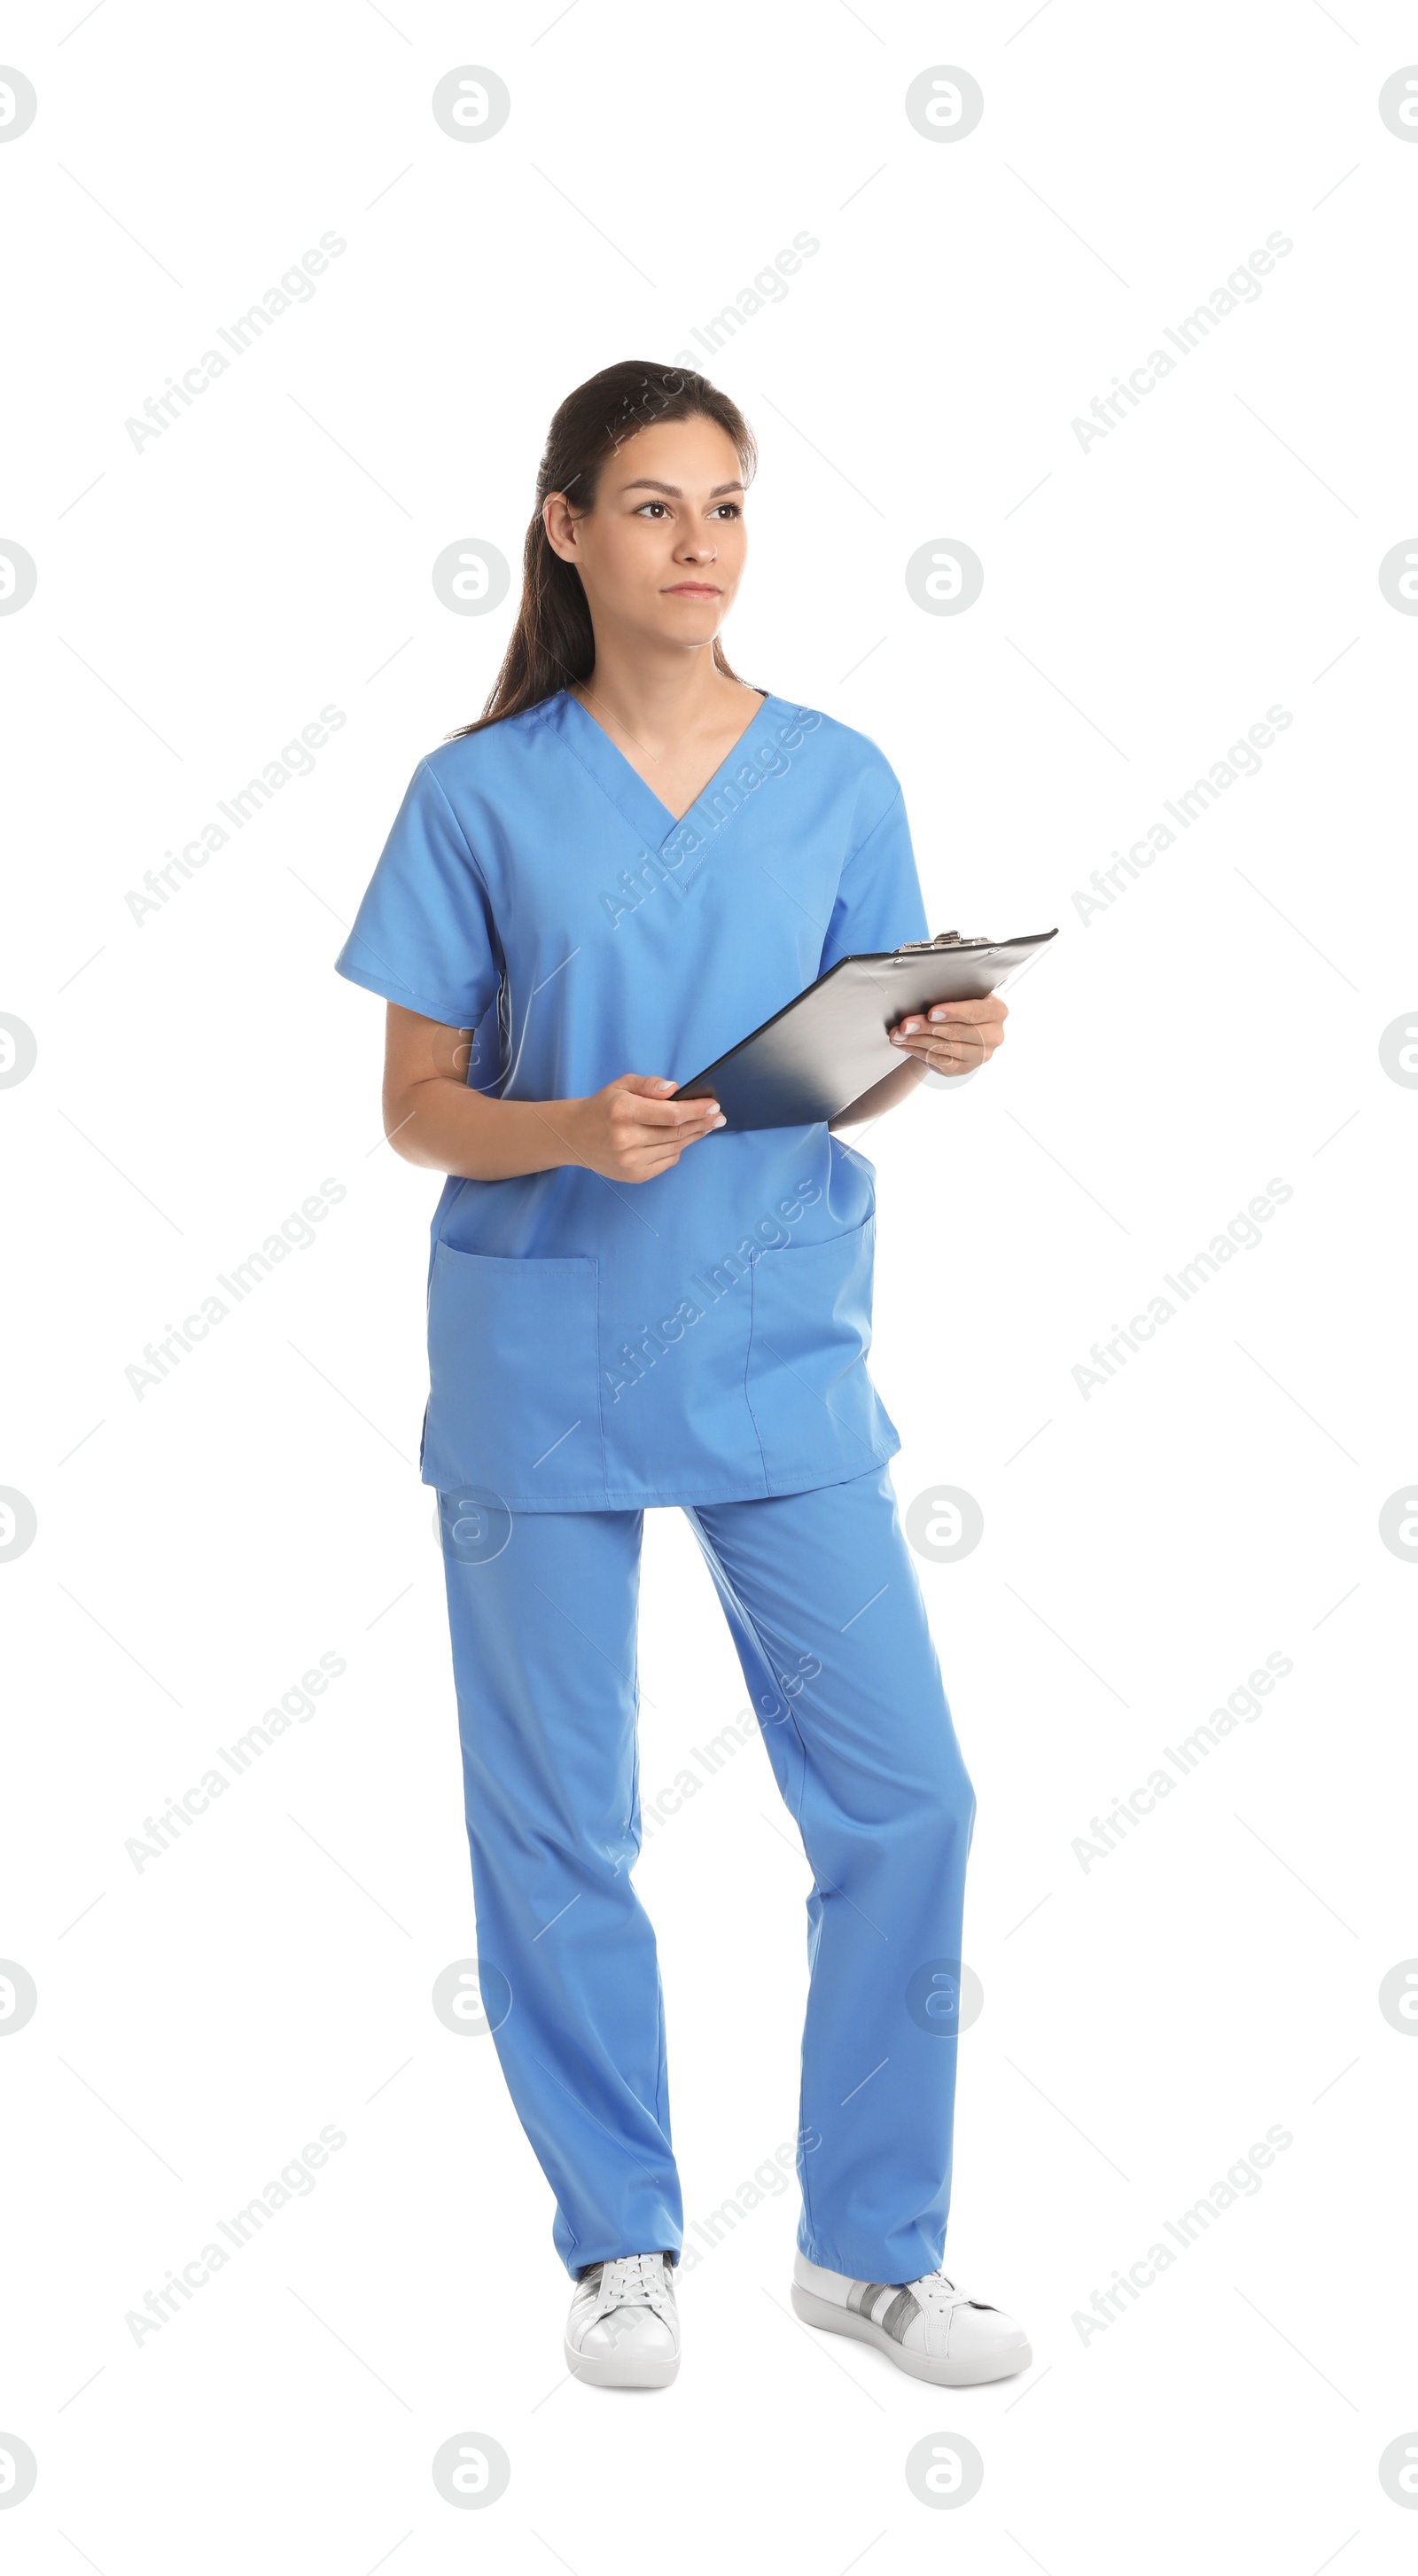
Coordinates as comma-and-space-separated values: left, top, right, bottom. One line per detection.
422, 1242, 604, 1503
745, 1216, 898, 1491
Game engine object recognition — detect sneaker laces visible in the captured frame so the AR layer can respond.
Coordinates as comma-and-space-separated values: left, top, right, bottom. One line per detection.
910, 2269, 993, 2315
583, 2253, 674, 2320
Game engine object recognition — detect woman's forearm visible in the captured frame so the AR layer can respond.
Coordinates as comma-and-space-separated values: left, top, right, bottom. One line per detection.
829, 1058, 927, 1133
386, 1073, 587, 1180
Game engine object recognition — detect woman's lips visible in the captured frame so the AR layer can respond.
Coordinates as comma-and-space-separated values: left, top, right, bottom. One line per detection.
664, 582, 721, 596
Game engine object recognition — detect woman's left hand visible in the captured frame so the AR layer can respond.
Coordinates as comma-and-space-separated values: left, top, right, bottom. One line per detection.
888, 994, 1008, 1076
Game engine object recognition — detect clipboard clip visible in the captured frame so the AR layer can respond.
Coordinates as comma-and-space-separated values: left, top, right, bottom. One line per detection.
896, 931, 964, 951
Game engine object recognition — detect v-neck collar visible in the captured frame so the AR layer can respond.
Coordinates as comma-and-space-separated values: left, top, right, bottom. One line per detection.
549, 686, 779, 855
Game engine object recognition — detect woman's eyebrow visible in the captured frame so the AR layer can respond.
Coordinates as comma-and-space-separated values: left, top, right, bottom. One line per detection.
619, 478, 745, 498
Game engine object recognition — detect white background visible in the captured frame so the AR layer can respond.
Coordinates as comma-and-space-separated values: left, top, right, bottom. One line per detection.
4, 0, 1417, 2565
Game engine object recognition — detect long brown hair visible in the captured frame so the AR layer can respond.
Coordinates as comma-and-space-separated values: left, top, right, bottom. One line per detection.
454, 361, 758, 736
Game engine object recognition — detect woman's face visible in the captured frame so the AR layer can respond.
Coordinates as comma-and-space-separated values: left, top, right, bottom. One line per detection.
544, 414, 749, 660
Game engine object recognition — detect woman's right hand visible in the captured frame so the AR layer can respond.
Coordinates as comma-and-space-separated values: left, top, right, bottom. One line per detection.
563, 1075, 724, 1183
381, 1008, 724, 1185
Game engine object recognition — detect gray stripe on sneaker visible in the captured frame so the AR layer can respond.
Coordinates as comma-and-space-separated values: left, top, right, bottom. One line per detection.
880, 2289, 922, 2342
847, 2280, 891, 2317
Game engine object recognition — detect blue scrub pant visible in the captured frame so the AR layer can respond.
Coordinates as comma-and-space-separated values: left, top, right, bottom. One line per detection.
439, 1462, 975, 2284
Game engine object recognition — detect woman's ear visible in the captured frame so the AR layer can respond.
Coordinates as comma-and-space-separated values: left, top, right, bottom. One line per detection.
543, 493, 581, 563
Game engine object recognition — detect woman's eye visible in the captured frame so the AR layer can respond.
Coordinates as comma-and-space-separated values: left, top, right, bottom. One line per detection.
712, 503, 741, 520
636, 501, 668, 519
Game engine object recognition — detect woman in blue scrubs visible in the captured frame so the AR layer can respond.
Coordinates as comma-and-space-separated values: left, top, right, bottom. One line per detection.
337, 361, 1029, 2392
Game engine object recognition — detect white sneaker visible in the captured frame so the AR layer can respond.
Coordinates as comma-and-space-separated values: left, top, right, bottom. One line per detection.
791, 2251, 1030, 2385
565, 2253, 681, 2389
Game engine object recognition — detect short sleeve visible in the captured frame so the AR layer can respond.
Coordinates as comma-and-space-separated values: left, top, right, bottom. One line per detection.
819, 782, 929, 972
334, 760, 502, 1030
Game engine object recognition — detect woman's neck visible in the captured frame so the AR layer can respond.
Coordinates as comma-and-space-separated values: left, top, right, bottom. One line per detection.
570, 638, 766, 821
571, 641, 755, 761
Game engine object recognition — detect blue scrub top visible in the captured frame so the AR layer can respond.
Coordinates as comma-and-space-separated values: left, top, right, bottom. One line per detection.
335, 688, 929, 1510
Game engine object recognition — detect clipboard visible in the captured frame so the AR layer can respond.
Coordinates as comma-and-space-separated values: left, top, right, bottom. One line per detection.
673, 928, 1057, 1130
